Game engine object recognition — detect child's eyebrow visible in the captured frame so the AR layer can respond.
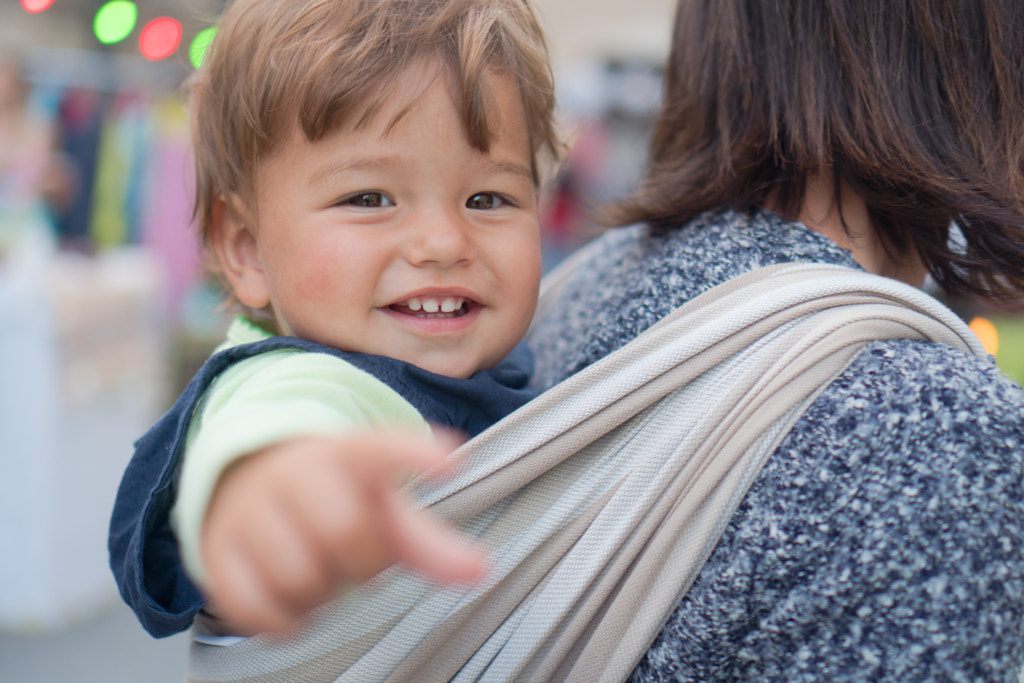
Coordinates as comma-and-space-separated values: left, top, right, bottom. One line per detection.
306, 157, 393, 188
306, 157, 533, 187
488, 160, 534, 183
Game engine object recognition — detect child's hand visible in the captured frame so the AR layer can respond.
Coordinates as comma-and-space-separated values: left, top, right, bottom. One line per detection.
200, 431, 487, 635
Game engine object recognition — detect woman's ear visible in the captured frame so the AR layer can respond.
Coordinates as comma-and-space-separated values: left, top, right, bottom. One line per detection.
209, 196, 271, 310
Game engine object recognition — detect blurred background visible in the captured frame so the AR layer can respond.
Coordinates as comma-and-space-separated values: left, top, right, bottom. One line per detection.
0, 1, 1020, 682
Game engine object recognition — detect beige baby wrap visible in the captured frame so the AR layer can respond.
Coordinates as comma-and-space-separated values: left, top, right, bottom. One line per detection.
186, 261, 984, 683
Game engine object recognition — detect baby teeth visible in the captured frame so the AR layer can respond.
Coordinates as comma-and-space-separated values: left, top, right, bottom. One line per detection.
401, 296, 465, 314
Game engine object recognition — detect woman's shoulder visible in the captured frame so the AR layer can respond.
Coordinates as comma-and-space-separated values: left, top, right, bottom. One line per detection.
806, 337, 1023, 451
755, 339, 1023, 676
781, 338, 1023, 508
636, 340, 1024, 681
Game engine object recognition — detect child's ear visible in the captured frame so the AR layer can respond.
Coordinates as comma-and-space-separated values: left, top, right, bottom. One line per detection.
209, 196, 271, 310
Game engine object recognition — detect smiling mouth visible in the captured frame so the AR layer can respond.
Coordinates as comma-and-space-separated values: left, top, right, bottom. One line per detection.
389, 296, 472, 318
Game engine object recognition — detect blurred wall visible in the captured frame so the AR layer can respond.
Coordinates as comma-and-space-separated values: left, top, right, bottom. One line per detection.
532, 0, 677, 69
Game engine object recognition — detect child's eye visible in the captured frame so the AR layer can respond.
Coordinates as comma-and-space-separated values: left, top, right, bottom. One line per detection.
343, 192, 393, 208
466, 193, 510, 210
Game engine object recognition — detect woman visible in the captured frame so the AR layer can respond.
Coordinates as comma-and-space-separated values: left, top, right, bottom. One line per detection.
528, 0, 1024, 679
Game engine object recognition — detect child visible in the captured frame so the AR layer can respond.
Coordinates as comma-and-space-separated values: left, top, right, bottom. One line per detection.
108, 0, 559, 639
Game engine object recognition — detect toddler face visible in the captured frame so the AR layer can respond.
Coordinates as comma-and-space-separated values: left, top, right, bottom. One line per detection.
244, 61, 541, 378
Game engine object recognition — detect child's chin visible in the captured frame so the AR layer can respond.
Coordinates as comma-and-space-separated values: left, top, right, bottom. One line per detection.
406, 354, 481, 379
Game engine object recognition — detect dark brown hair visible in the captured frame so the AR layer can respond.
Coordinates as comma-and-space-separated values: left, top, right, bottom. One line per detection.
188, 0, 558, 300
616, 0, 1024, 300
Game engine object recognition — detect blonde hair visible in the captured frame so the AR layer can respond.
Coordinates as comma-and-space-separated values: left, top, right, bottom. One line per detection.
188, 0, 559, 304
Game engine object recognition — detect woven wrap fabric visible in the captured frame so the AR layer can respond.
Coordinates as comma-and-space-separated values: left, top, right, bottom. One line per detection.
186, 263, 984, 683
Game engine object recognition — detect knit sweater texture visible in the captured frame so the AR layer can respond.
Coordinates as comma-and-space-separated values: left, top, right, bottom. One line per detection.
526, 208, 1024, 682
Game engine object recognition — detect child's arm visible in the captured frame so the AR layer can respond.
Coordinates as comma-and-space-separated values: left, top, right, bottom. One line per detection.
109, 345, 490, 637
199, 430, 487, 635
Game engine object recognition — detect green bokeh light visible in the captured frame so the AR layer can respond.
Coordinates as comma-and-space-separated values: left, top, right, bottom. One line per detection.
992, 316, 1024, 386
189, 27, 218, 69
94, 1, 138, 45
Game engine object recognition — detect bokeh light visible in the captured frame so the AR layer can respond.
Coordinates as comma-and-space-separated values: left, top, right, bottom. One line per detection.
969, 317, 1000, 356
139, 17, 182, 61
189, 27, 218, 69
21, 0, 56, 12
94, 1, 138, 45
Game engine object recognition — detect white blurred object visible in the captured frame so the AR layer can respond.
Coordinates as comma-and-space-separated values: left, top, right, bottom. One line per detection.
532, 0, 674, 70
0, 239, 169, 632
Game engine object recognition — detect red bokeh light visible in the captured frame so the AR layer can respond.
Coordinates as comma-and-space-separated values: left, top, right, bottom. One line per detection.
139, 17, 182, 61
21, 0, 56, 12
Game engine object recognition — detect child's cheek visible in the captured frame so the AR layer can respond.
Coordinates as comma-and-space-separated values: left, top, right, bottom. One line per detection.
293, 268, 332, 303
290, 248, 357, 304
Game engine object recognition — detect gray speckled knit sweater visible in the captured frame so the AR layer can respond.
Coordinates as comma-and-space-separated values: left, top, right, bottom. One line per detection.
526, 208, 1024, 682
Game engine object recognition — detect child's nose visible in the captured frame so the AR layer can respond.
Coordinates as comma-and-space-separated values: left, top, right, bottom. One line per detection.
404, 207, 475, 267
